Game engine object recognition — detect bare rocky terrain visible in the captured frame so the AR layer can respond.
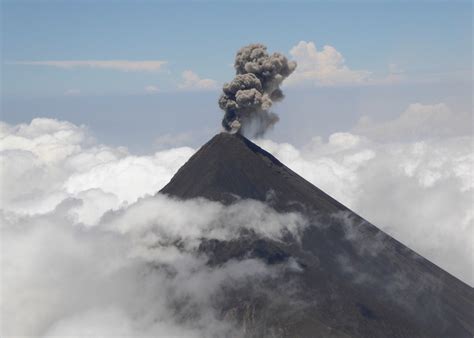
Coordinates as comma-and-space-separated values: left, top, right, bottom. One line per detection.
160, 132, 474, 338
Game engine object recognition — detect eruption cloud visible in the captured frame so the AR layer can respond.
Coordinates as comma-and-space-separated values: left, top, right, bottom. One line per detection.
219, 44, 297, 137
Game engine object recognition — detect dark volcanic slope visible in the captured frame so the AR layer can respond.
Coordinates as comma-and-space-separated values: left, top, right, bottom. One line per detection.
161, 132, 474, 338
161, 132, 346, 211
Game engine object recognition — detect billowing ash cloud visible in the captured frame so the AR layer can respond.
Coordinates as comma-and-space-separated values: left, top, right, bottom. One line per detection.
219, 44, 297, 137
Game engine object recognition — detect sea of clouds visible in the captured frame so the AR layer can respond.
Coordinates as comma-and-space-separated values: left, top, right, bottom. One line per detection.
1, 102, 472, 336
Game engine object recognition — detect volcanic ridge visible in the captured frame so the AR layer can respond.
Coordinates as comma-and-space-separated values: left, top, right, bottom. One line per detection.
160, 132, 474, 338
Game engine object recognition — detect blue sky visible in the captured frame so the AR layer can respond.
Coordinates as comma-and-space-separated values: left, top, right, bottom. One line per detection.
1, 0, 472, 150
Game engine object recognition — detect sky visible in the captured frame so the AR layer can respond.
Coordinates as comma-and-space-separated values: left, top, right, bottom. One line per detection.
1, 0, 472, 150
1, 1, 473, 336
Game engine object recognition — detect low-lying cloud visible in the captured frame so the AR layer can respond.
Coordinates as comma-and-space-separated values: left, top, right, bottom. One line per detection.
2, 193, 302, 337
0, 118, 194, 215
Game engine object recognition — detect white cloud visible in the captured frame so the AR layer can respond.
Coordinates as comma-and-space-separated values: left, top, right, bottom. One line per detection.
178, 70, 218, 90
12, 60, 167, 72
64, 148, 197, 205
1, 200, 287, 337
286, 42, 465, 86
354, 103, 472, 141
0, 118, 193, 215
287, 41, 372, 86
144, 85, 160, 93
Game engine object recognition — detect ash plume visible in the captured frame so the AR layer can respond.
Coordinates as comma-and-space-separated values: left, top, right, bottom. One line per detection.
219, 44, 297, 137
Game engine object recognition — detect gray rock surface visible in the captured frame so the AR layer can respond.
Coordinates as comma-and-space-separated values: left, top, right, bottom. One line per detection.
160, 132, 474, 338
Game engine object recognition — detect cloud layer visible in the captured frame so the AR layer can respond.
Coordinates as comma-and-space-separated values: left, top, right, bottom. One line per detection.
0, 118, 194, 216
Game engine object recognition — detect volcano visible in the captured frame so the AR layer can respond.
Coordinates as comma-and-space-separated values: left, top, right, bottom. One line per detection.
160, 132, 474, 338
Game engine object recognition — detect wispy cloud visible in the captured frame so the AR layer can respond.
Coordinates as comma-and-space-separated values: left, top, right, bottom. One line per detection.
11, 60, 167, 72
178, 70, 218, 90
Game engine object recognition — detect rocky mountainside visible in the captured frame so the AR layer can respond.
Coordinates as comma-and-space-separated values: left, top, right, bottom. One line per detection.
160, 132, 474, 337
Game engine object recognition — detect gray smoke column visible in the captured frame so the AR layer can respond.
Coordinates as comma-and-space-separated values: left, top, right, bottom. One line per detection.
219, 44, 297, 137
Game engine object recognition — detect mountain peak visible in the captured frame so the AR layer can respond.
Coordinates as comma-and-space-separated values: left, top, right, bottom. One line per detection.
161, 132, 344, 213
159, 132, 474, 337
162, 132, 283, 202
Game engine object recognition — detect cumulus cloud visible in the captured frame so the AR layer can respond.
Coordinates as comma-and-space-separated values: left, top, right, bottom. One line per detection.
12, 60, 167, 72
178, 70, 218, 90
287, 41, 372, 86
286, 41, 470, 86
0, 118, 194, 215
0, 118, 305, 337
